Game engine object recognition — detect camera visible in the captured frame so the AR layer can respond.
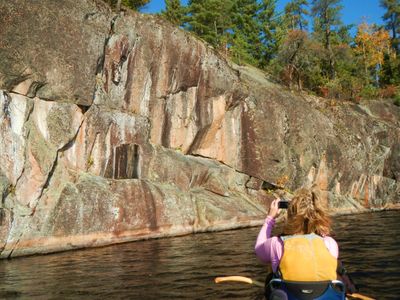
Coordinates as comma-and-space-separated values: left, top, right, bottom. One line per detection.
278, 199, 289, 209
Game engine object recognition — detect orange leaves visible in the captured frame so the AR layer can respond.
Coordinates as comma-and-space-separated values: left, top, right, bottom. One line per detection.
355, 22, 391, 68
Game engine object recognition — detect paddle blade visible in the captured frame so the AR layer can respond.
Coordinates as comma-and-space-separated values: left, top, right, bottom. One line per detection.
215, 276, 253, 284
347, 293, 376, 300
214, 276, 264, 287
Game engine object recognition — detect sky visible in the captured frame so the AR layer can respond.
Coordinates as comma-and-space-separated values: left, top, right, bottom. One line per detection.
141, 0, 386, 34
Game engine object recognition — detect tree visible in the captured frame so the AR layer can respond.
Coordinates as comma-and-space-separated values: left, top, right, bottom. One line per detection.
354, 22, 391, 85
230, 0, 263, 65
380, 52, 400, 85
122, 0, 150, 10
380, 0, 400, 53
284, 0, 309, 31
162, 0, 186, 26
380, 0, 400, 86
103, 0, 150, 10
274, 29, 309, 89
311, 0, 343, 79
186, 0, 235, 47
258, 0, 280, 67
272, 29, 327, 92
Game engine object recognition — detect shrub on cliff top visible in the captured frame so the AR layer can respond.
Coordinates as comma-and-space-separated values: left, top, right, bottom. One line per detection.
103, 0, 150, 10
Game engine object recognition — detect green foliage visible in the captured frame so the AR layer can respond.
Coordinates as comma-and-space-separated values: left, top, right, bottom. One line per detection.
394, 93, 400, 106
230, 31, 259, 65
122, 0, 150, 10
380, 0, 400, 53
230, 0, 264, 66
162, 0, 186, 26
283, 0, 309, 31
380, 53, 400, 85
311, 0, 344, 80
185, 0, 235, 47
360, 84, 379, 99
258, 0, 280, 66
379, 1, 400, 88
136, 0, 400, 103
103, 0, 150, 10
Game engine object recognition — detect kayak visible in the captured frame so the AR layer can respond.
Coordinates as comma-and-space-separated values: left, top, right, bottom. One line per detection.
266, 278, 345, 299
215, 276, 375, 300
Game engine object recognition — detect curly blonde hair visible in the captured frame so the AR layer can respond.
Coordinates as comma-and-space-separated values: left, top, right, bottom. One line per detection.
282, 187, 332, 236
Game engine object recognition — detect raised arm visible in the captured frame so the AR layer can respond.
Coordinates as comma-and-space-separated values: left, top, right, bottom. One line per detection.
254, 199, 284, 272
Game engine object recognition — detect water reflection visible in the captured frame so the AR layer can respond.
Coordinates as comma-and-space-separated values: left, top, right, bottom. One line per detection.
0, 210, 399, 299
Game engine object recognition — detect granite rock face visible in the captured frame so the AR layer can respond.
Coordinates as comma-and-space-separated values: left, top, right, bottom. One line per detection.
0, 0, 399, 258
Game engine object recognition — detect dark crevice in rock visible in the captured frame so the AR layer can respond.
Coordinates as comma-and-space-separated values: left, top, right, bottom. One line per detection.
161, 100, 171, 148
188, 152, 238, 172
186, 125, 211, 155
42, 156, 58, 192
25, 152, 61, 216
86, 132, 100, 172
9, 80, 47, 99
29, 109, 86, 215
261, 181, 280, 191
77, 104, 90, 114
1, 193, 6, 208
95, 48, 106, 76
165, 84, 198, 98
59, 108, 87, 153
204, 188, 228, 197
26, 81, 46, 98
110, 14, 119, 35
142, 182, 158, 231
11, 96, 34, 197
93, 13, 120, 96
115, 144, 140, 179
7, 233, 22, 259
185, 151, 280, 194
0, 209, 6, 227
1, 91, 11, 121
245, 176, 263, 190
112, 46, 131, 86
5, 73, 31, 92
132, 144, 140, 179
0, 208, 12, 256
104, 143, 141, 179
123, 39, 139, 105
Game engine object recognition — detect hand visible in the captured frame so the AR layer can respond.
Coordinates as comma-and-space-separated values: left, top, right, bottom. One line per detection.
268, 198, 281, 219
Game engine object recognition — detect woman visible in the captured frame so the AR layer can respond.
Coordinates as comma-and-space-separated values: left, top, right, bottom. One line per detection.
255, 187, 339, 292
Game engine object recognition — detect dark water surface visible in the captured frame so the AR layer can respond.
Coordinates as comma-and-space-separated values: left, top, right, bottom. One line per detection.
0, 210, 399, 299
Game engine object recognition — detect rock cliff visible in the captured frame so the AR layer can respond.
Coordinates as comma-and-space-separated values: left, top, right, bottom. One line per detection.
1, 0, 399, 258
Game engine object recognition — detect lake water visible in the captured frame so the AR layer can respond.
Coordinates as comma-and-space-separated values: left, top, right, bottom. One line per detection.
0, 210, 399, 299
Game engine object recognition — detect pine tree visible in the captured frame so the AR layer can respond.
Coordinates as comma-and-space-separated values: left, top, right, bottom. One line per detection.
230, 0, 263, 65
311, 0, 343, 79
258, 0, 280, 67
162, 0, 186, 26
380, 0, 400, 87
284, 0, 309, 31
380, 0, 400, 53
186, 0, 235, 47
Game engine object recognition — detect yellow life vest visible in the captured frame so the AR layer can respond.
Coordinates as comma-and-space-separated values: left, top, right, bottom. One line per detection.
279, 234, 337, 281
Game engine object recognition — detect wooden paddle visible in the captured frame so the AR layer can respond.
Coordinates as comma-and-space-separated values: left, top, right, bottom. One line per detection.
214, 275, 376, 300
215, 275, 264, 287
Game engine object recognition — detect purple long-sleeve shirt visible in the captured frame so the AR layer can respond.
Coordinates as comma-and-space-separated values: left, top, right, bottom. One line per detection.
255, 216, 339, 272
